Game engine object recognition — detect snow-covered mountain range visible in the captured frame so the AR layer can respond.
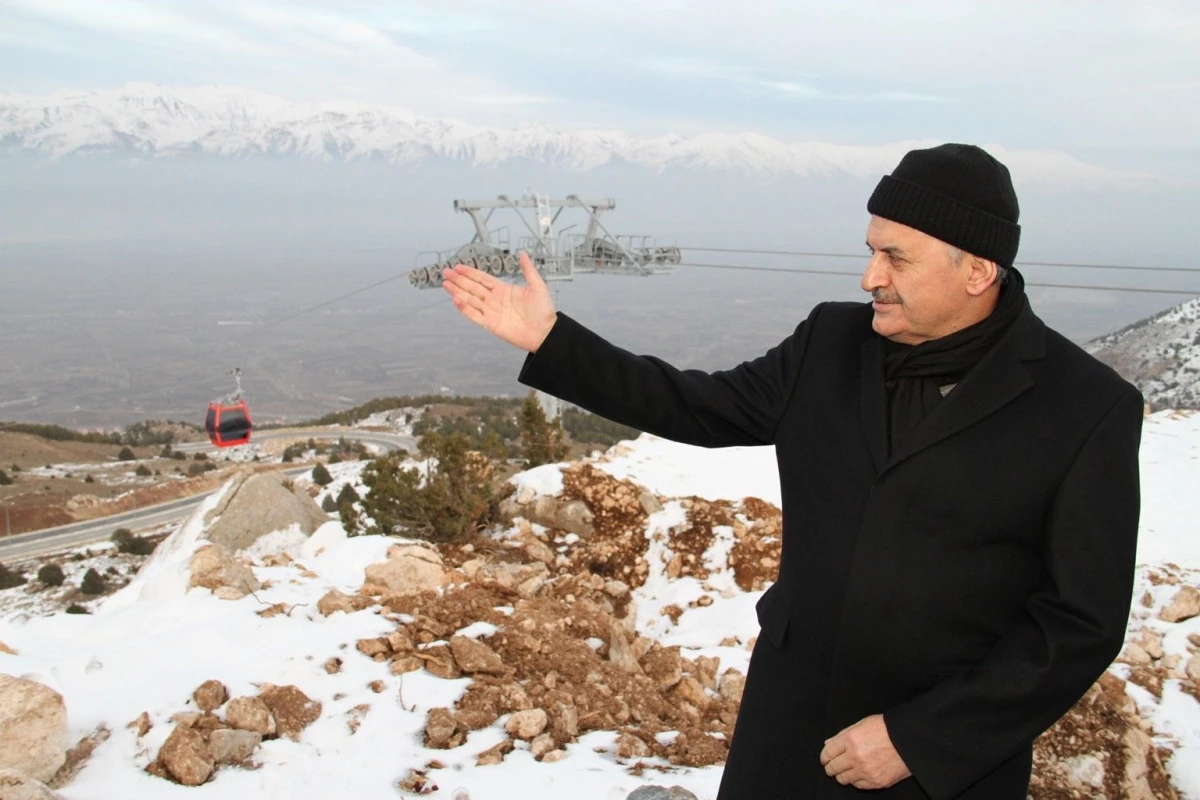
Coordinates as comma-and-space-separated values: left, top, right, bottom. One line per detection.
0, 84, 1150, 185
1088, 296, 1200, 409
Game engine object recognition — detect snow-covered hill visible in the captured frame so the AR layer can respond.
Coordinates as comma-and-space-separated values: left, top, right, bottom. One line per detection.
2, 413, 1200, 798
1087, 296, 1200, 410
0, 84, 1149, 185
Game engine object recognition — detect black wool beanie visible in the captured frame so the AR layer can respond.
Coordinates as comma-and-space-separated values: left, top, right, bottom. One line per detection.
867, 143, 1021, 267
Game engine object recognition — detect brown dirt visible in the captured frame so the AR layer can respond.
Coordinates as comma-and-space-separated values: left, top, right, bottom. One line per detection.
375, 581, 738, 768
729, 498, 782, 592
557, 464, 651, 587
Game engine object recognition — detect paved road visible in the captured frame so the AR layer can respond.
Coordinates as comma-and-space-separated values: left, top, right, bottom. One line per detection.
0, 428, 415, 561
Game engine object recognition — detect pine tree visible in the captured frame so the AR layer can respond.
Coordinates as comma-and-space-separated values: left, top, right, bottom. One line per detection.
311, 462, 333, 486
80, 568, 106, 595
519, 392, 568, 468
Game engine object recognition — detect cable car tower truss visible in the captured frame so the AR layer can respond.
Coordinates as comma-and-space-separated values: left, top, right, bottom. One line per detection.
406, 193, 682, 289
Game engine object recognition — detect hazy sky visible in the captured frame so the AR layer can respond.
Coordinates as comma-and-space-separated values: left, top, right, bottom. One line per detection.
3, 0, 1199, 163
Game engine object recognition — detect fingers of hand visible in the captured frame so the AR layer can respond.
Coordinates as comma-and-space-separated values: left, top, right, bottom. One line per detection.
819, 736, 846, 766
443, 270, 493, 304
518, 251, 545, 287
823, 752, 851, 779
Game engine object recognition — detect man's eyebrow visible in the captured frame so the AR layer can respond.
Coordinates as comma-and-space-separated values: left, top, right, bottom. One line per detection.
865, 241, 907, 256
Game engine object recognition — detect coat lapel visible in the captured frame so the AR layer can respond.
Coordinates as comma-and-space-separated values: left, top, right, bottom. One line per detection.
883, 305, 1047, 472
860, 337, 889, 473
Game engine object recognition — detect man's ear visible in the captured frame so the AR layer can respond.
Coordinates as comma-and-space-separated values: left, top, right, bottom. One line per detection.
965, 256, 999, 297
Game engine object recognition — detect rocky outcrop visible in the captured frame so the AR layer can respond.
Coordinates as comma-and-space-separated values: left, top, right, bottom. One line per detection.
1159, 585, 1200, 623
316, 589, 373, 616
0, 676, 70, 783
203, 471, 328, 553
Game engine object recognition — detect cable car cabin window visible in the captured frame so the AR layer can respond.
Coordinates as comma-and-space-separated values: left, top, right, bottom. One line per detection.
205, 407, 216, 435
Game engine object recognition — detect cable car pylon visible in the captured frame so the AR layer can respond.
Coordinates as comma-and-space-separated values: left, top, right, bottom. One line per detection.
407, 192, 681, 289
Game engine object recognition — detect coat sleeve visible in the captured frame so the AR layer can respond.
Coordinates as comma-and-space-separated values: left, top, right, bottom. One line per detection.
517, 307, 820, 448
883, 386, 1144, 800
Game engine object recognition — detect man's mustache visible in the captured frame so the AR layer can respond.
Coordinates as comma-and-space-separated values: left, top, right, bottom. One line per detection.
872, 289, 902, 304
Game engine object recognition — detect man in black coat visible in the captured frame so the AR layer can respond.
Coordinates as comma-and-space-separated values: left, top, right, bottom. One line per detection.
441, 144, 1144, 799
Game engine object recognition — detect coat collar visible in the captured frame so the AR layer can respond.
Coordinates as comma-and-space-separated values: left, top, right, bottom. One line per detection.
859, 301, 1047, 475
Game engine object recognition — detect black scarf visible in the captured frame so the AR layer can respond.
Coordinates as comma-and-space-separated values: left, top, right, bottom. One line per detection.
884, 268, 1027, 455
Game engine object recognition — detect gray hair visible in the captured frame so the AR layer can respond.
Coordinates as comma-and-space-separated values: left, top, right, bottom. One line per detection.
946, 244, 1008, 285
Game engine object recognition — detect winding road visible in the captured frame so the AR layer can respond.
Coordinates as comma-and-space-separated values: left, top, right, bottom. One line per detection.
0, 428, 416, 561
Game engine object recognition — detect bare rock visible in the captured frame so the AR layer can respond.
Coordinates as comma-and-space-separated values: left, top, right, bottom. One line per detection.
1120, 643, 1152, 666
456, 707, 499, 731
390, 655, 423, 675
363, 544, 448, 595
672, 676, 710, 710
0, 641, 15, 656
170, 711, 201, 728
0, 769, 66, 800
499, 494, 595, 538
48, 724, 110, 791
417, 645, 462, 680
603, 580, 630, 598
203, 471, 327, 553
356, 637, 390, 658
189, 544, 260, 600
608, 620, 642, 674
693, 655, 720, 690
386, 628, 415, 653
475, 739, 515, 766
549, 702, 579, 740
259, 685, 321, 741
718, 668, 746, 704
640, 646, 683, 691
616, 732, 650, 759
207, 729, 261, 765
541, 749, 568, 763
475, 561, 549, 592
425, 707, 459, 748
1186, 655, 1200, 681
638, 491, 663, 516
1137, 630, 1164, 660
324, 657, 343, 674
522, 537, 556, 565
0, 675, 70, 782
627, 787, 698, 800
192, 680, 228, 713
225, 696, 276, 737
158, 725, 214, 786
318, 589, 373, 616
450, 635, 506, 675
531, 733, 556, 759
504, 708, 548, 740
1159, 585, 1200, 623
128, 712, 152, 738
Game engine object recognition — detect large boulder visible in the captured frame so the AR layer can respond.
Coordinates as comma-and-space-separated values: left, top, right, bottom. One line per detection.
0, 769, 66, 800
0, 676, 70, 783
258, 685, 321, 741
363, 544, 448, 595
203, 471, 328, 554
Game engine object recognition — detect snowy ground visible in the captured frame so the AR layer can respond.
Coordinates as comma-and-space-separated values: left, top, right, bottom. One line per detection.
1, 410, 1198, 799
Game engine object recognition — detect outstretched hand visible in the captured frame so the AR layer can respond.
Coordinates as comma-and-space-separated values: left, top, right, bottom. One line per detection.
441, 251, 558, 353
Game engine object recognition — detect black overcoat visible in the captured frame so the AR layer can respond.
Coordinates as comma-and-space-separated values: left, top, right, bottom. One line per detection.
518, 300, 1144, 800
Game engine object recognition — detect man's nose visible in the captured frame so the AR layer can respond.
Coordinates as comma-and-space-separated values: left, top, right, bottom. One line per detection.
861, 253, 887, 294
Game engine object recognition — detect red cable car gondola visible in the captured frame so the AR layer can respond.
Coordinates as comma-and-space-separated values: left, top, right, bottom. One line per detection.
205, 369, 253, 448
